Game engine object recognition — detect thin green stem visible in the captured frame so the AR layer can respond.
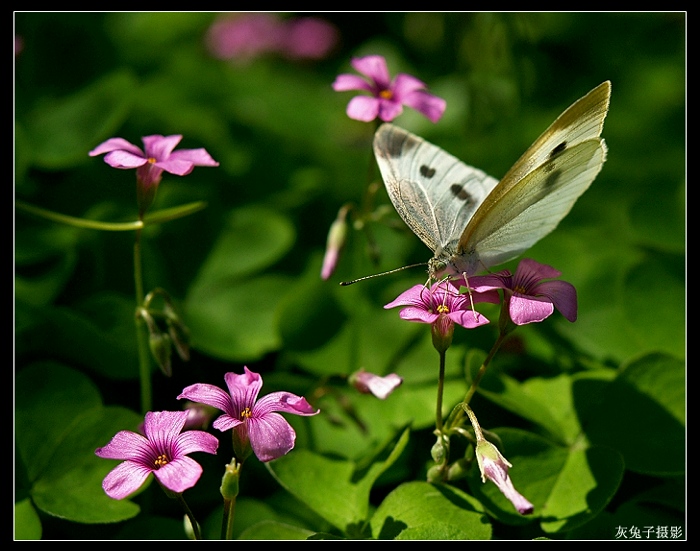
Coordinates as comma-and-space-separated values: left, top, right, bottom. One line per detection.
435, 349, 446, 433
16, 200, 143, 231
134, 229, 152, 414
221, 497, 236, 540
444, 331, 507, 431
175, 493, 202, 540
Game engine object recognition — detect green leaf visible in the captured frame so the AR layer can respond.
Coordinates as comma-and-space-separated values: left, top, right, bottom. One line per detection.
465, 427, 623, 532
14, 498, 42, 540
16, 295, 140, 381
190, 205, 296, 282
31, 406, 142, 523
266, 426, 410, 534
186, 273, 292, 361
238, 520, 315, 540
16, 362, 103, 481
24, 70, 137, 169
16, 362, 143, 523
370, 481, 491, 540
586, 352, 685, 475
539, 446, 625, 533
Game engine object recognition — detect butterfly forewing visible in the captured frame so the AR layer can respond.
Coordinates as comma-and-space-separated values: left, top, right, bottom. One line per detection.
456, 81, 611, 270
374, 124, 499, 254
492, 80, 611, 189
461, 139, 607, 269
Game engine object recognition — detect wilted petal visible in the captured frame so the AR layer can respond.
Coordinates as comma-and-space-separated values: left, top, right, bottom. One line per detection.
351, 371, 403, 399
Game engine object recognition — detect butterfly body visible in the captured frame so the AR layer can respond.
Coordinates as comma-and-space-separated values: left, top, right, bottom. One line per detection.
373, 81, 611, 282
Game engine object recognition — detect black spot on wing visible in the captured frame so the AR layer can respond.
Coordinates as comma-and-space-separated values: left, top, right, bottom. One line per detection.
549, 141, 567, 159
420, 165, 436, 178
450, 184, 472, 203
544, 168, 562, 189
384, 130, 420, 158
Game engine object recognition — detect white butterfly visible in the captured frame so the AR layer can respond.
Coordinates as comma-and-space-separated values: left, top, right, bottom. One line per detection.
373, 81, 611, 281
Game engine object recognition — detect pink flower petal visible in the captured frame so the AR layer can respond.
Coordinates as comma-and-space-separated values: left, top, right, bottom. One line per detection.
101, 460, 152, 500
402, 89, 447, 123
351, 55, 391, 89
153, 456, 204, 494
102, 150, 148, 169
248, 412, 296, 462
509, 294, 555, 325
142, 135, 183, 160
332, 74, 373, 92
89, 137, 143, 157
346, 95, 381, 122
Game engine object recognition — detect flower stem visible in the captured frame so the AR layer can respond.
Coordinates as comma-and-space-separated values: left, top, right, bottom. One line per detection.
134, 229, 152, 414
435, 349, 446, 433
445, 331, 506, 431
175, 493, 202, 540
221, 497, 237, 540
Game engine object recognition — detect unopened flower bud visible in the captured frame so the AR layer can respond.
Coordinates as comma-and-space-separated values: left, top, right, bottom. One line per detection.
321, 205, 349, 280
220, 458, 241, 501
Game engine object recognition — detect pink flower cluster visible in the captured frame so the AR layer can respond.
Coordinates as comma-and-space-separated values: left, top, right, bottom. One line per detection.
206, 13, 339, 63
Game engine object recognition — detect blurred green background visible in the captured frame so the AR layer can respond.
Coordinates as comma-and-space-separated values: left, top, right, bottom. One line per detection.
15, 12, 685, 540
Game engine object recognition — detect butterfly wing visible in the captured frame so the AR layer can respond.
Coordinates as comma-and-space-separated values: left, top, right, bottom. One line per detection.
457, 81, 611, 272
373, 124, 499, 256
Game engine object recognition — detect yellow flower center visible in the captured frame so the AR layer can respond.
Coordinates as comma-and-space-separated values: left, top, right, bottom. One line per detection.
514, 285, 527, 294
379, 89, 393, 100
437, 304, 450, 314
147, 157, 157, 164
154, 454, 169, 468
240, 407, 253, 419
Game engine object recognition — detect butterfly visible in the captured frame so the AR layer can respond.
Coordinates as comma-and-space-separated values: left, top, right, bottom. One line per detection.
373, 81, 611, 282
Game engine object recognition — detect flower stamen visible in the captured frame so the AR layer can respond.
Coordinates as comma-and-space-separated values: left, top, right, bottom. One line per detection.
154, 453, 169, 468
379, 89, 393, 100
240, 407, 253, 419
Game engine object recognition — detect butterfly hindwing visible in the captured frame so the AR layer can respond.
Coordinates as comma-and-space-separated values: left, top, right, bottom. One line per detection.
374, 124, 499, 255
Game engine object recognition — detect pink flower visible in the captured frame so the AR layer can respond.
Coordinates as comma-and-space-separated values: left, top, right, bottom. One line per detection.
385, 281, 497, 353
95, 410, 219, 500
332, 55, 446, 123
178, 367, 319, 463
384, 281, 497, 329
468, 258, 577, 325
89, 134, 219, 215
349, 370, 403, 399
475, 438, 534, 515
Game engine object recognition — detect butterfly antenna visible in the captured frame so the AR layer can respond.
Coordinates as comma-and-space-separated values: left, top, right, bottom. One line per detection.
339, 263, 428, 286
